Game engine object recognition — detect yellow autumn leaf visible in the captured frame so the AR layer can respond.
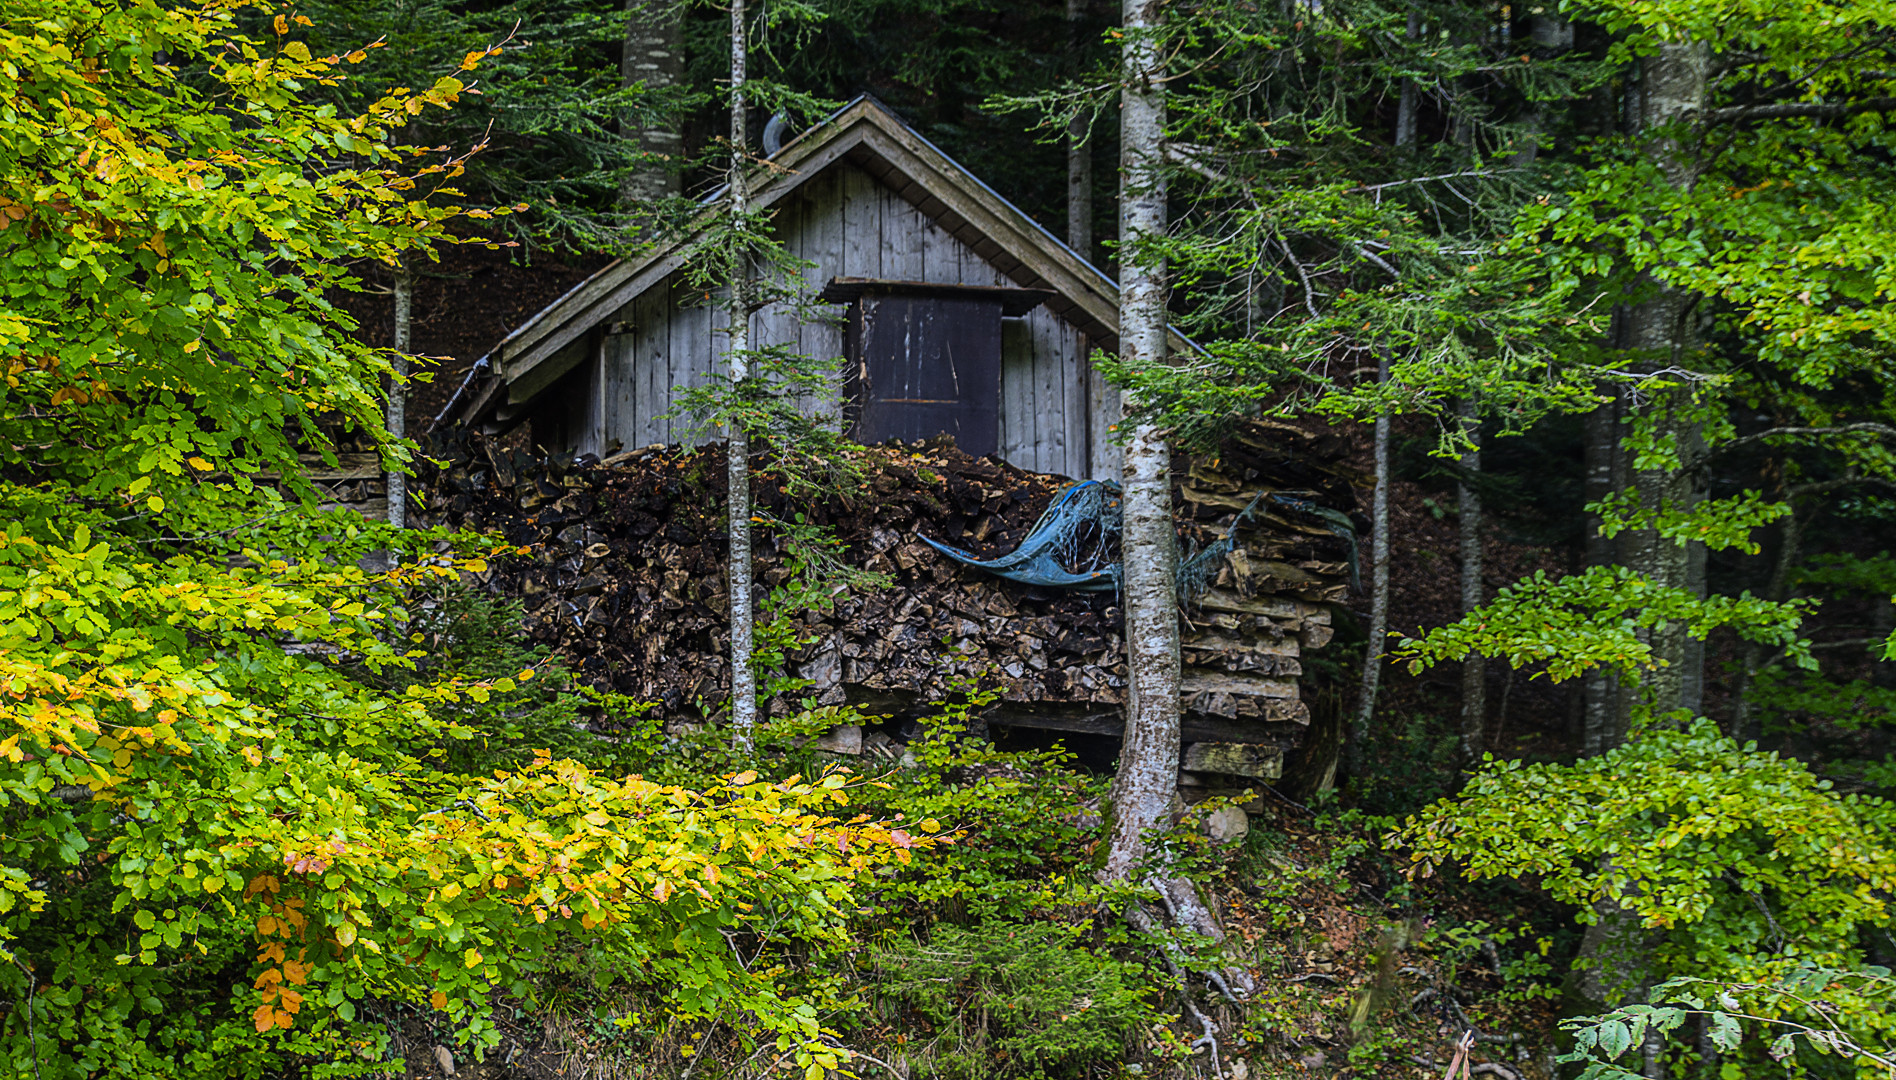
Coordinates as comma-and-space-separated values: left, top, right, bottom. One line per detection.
463, 948, 482, 968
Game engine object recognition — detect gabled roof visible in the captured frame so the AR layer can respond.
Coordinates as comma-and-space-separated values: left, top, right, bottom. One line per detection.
458, 96, 1188, 425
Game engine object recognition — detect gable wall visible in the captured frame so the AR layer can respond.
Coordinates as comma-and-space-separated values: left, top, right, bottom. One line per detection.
590, 162, 1119, 480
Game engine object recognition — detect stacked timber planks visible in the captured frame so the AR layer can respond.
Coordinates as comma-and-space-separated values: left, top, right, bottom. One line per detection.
413, 421, 1358, 783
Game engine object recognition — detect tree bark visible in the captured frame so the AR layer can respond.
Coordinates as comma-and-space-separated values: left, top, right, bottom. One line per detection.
386, 265, 411, 532
1620, 39, 1709, 726
1348, 354, 1391, 776
1066, 0, 1093, 258
1732, 505, 1802, 741
1510, 16, 1573, 165
1101, 0, 1179, 889
1458, 396, 1485, 763
1581, 384, 1624, 755
1394, 12, 1420, 148
621, 0, 683, 205
725, 0, 757, 746
1569, 45, 1710, 1069
1875, 598, 1896, 691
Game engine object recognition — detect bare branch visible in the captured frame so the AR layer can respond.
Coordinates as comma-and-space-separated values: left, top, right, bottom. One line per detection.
1715, 422, 1896, 456
1350, 169, 1525, 195
1276, 232, 1322, 320
1704, 95, 1896, 122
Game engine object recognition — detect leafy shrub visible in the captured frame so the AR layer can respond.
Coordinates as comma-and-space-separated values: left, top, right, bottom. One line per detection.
874, 921, 1158, 1079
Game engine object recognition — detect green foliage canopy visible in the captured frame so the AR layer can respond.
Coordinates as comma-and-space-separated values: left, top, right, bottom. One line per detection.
1398, 721, 1896, 979
0, 4, 919, 1076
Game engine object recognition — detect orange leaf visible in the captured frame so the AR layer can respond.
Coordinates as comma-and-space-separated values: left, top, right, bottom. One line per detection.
253, 1005, 276, 1033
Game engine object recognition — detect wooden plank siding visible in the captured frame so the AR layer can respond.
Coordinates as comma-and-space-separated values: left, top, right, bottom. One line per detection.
580, 161, 1114, 479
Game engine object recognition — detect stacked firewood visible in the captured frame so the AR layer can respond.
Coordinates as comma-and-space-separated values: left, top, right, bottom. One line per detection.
411, 422, 1359, 772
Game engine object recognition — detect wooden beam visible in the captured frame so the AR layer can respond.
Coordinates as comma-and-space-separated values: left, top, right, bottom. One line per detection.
987, 705, 1298, 745
1182, 742, 1283, 780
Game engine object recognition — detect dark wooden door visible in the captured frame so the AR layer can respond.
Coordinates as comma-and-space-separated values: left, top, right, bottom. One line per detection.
849, 294, 1001, 457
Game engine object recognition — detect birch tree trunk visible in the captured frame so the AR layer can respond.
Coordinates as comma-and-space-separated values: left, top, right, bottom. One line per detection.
725, 0, 758, 746
1365, 22, 1413, 766
1101, 0, 1179, 888
621, 0, 683, 206
1347, 355, 1391, 776
1065, 0, 1093, 258
1457, 396, 1484, 763
386, 265, 411, 533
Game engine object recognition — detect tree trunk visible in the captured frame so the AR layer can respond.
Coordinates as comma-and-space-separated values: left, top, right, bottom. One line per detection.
1394, 13, 1420, 148
1569, 44, 1710, 1067
1458, 396, 1485, 763
1581, 383, 1624, 754
1874, 597, 1896, 691
1619, 39, 1709, 726
725, 0, 757, 746
1348, 354, 1391, 776
1065, 0, 1093, 258
1510, 16, 1573, 165
621, 0, 683, 205
386, 265, 411, 533
1734, 504, 1803, 740
1101, 0, 1178, 889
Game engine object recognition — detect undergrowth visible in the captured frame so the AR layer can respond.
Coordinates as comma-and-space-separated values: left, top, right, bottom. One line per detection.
365, 586, 1571, 1080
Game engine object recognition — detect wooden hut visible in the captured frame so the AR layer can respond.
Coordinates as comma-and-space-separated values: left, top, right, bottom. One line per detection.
453, 96, 1194, 482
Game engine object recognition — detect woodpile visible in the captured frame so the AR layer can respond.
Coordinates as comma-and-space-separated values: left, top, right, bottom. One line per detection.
411, 421, 1358, 781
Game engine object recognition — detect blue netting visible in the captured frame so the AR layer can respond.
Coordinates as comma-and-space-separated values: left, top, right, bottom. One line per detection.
920, 479, 1124, 592
924, 480, 1358, 599
1176, 489, 1270, 603
1269, 494, 1361, 590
